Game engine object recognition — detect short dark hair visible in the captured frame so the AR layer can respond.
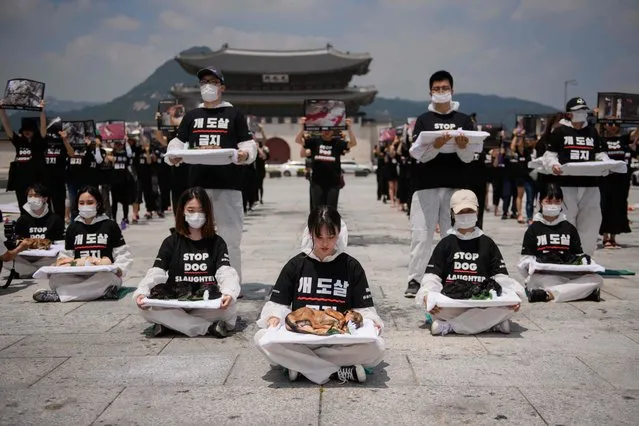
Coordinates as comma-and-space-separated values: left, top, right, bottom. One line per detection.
76, 185, 106, 216
544, 184, 564, 202
174, 187, 216, 239
429, 70, 454, 90
25, 183, 49, 198
308, 205, 341, 238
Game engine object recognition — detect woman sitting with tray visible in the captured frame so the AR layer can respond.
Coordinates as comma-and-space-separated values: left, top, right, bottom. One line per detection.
255, 206, 384, 385
32, 186, 133, 302
519, 183, 603, 303
416, 189, 524, 336
133, 187, 240, 338
13, 184, 65, 278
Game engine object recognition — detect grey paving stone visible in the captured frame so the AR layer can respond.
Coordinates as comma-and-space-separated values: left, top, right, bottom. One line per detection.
0, 386, 124, 426
0, 357, 67, 388
578, 355, 639, 390
381, 330, 488, 355
0, 312, 129, 335
319, 386, 544, 426
0, 335, 26, 351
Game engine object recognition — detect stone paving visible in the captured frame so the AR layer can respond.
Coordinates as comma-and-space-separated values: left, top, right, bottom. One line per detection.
0, 176, 638, 425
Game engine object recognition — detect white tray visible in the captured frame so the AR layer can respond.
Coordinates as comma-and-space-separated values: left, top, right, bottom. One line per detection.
33, 264, 119, 279
165, 148, 237, 165
518, 258, 605, 276
410, 129, 488, 160
259, 319, 380, 346
141, 297, 222, 310
528, 159, 627, 176
20, 242, 65, 258
426, 288, 521, 312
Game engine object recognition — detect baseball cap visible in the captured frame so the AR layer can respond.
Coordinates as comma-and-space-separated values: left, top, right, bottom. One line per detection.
450, 189, 479, 214
565, 97, 589, 112
197, 66, 225, 84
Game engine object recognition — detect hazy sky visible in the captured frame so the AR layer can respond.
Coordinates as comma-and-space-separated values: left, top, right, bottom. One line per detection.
1, 0, 637, 108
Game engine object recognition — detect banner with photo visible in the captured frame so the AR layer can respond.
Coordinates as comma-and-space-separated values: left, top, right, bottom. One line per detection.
303, 99, 346, 131
126, 121, 142, 136
97, 120, 126, 141
84, 120, 96, 138
62, 121, 86, 146
596, 92, 639, 124
1, 79, 45, 111
157, 99, 184, 130
247, 115, 261, 135
378, 127, 396, 143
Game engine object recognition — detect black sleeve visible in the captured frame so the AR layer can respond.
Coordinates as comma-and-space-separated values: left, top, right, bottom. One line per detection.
569, 224, 584, 254
152, 234, 175, 270
412, 116, 425, 141
425, 238, 448, 280
65, 223, 77, 251
47, 215, 65, 241
213, 236, 231, 271
10, 135, 20, 150
489, 239, 509, 276
14, 216, 28, 239
463, 115, 476, 131
348, 257, 374, 309
337, 139, 349, 155
547, 127, 563, 153
234, 110, 252, 143
176, 110, 193, 142
521, 227, 537, 255
593, 127, 604, 154
269, 256, 299, 306
109, 221, 126, 248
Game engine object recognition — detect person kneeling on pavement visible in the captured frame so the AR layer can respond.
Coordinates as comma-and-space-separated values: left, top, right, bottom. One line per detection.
519, 184, 603, 303
32, 186, 133, 302
13, 184, 65, 278
416, 189, 523, 336
255, 206, 384, 384
133, 187, 240, 338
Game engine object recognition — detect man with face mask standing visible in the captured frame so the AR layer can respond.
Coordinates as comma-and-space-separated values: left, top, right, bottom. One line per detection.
166, 67, 257, 288
541, 97, 609, 256
405, 70, 475, 298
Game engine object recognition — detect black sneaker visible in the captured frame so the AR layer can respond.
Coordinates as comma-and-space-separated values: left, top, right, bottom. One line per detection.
404, 280, 420, 298
501, 214, 508, 220
103, 285, 120, 300
208, 321, 229, 338
331, 365, 366, 383
152, 323, 167, 337
527, 289, 550, 303
583, 288, 601, 302
32, 289, 60, 303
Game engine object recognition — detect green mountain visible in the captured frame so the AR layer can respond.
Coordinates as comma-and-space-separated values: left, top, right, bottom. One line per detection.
7, 46, 558, 130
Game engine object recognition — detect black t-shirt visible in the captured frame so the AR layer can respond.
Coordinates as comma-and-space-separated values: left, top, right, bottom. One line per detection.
176, 106, 252, 190
15, 212, 65, 240
410, 110, 475, 190
65, 218, 126, 260
43, 137, 68, 182
426, 234, 508, 285
111, 147, 131, 185
601, 134, 633, 172
515, 147, 533, 178
522, 220, 583, 260
547, 124, 603, 187
304, 136, 348, 187
153, 233, 230, 292
67, 145, 102, 186
11, 134, 46, 186
270, 252, 374, 312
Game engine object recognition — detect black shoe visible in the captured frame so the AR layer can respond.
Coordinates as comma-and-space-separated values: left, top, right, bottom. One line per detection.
510, 213, 517, 219
404, 280, 420, 298
583, 288, 601, 302
330, 365, 366, 383
103, 285, 120, 300
152, 323, 167, 337
527, 289, 550, 303
501, 214, 508, 220
208, 321, 229, 338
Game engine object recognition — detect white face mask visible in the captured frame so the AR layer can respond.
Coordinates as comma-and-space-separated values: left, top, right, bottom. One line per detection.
454, 212, 478, 229
27, 197, 44, 210
571, 110, 588, 123
542, 204, 562, 217
431, 92, 452, 104
185, 212, 206, 229
78, 205, 97, 219
200, 84, 219, 102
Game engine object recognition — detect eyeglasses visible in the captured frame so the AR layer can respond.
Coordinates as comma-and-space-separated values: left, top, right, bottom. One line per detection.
199, 80, 221, 86
431, 86, 451, 93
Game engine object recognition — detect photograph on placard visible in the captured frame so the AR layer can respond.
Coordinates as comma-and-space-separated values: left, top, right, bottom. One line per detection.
84, 120, 96, 138
97, 120, 126, 140
63, 121, 86, 146
303, 99, 346, 131
47, 117, 63, 135
597, 92, 639, 123
247, 115, 261, 135
378, 127, 396, 143
1, 79, 45, 111
157, 99, 184, 129
126, 121, 141, 135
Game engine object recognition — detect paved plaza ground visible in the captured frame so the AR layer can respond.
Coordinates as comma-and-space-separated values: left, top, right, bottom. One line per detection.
0, 176, 638, 425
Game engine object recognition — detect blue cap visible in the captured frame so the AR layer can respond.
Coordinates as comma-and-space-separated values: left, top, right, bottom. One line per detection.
197, 66, 225, 84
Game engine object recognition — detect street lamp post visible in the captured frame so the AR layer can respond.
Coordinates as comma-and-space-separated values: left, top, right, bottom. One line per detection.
564, 79, 578, 106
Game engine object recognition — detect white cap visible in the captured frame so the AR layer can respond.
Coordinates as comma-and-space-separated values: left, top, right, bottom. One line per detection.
450, 189, 478, 214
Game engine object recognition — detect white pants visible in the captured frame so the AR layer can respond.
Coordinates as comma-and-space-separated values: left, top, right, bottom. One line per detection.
205, 189, 243, 283
254, 329, 385, 385
527, 273, 602, 303
408, 188, 455, 283
49, 272, 122, 302
14, 257, 54, 277
561, 187, 601, 256
433, 307, 514, 335
139, 303, 237, 337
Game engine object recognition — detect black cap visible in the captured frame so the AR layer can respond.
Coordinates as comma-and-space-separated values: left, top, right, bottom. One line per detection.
565, 97, 589, 112
197, 66, 225, 84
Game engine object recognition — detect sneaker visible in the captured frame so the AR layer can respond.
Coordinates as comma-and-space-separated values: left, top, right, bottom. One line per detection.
103, 285, 120, 300
332, 365, 366, 383
208, 321, 229, 338
32, 289, 60, 303
157, 212, 165, 219
430, 320, 452, 336
120, 220, 127, 230
584, 288, 601, 302
492, 320, 511, 334
404, 280, 420, 298
501, 214, 508, 220
284, 368, 299, 382
152, 323, 167, 337
527, 289, 550, 303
